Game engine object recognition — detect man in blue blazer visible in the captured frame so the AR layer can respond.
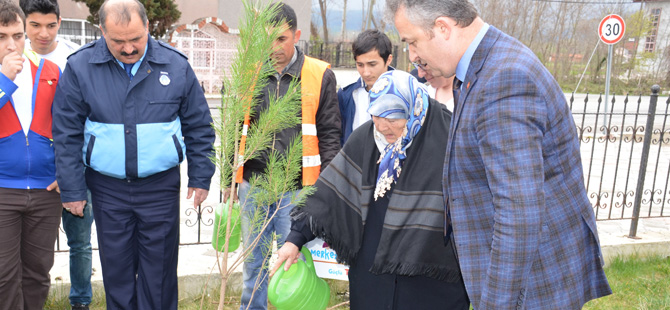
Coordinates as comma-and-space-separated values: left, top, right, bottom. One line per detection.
388, 0, 612, 309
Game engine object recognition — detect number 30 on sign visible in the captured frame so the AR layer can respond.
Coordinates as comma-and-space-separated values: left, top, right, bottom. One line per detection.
599, 14, 625, 45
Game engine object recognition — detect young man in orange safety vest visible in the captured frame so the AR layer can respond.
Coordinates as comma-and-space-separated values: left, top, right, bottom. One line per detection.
224, 3, 341, 310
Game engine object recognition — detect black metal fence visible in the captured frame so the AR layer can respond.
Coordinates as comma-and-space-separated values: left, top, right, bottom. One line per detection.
297, 41, 409, 71
55, 86, 669, 251
570, 86, 670, 237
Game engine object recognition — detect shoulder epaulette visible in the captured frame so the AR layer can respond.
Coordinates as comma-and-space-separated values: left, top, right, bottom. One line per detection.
68, 40, 97, 57
156, 40, 187, 59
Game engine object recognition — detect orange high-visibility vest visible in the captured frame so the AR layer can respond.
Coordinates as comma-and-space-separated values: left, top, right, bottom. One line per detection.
236, 56, 330, 186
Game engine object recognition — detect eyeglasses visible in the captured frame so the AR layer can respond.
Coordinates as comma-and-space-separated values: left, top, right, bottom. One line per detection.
412, 62, 427, 71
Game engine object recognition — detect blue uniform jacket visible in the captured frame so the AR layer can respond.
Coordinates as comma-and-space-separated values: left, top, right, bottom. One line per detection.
337, 66, 393, 145
52, 36, 215, 203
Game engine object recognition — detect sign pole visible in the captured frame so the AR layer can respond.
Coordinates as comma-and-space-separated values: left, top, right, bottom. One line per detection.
604, 44, 613, 133
598, 14, 625, 135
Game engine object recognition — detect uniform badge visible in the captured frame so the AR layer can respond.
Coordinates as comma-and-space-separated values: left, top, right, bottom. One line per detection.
159, 72, 171, 86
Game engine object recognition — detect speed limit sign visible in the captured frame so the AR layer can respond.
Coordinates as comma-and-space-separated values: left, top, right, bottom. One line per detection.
599, 14, 625, 45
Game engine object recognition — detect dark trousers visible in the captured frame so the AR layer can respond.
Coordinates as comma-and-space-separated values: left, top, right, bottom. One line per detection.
86, 167, 180, 310
0, 187, 61, 310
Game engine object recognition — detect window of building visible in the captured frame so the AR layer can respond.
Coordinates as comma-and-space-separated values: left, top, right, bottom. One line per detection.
58, 18, 102, 46
644, 8, 662, 52
177, 30, 216, 70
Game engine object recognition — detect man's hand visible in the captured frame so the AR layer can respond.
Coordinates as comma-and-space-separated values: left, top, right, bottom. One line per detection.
46, 180, 60, 193
270, 242, 301, 277
222, 187, 238, 203
63, 200, 86, 217
0, 51, 24, 81
187, 187, 209, 207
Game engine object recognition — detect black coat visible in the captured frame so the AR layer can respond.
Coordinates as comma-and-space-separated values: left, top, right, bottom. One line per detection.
288, 100, 469, 309
242, 47, 341, 185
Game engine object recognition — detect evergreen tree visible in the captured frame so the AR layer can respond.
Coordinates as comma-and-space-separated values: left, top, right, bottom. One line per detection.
209, 1, 313, 308
73, 0, 180, 38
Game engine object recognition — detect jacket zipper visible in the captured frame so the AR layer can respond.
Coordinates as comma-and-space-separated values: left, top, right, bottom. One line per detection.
26, 134, 31, 189
272, 73, 284, 150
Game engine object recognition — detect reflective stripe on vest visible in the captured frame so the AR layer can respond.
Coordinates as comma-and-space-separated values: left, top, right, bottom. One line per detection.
235, 56, 330, 185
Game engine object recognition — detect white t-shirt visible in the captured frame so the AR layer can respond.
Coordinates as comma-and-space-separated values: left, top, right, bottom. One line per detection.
26, 38, 80, 70
352, 86, 372, 130
0, 58, 34, 135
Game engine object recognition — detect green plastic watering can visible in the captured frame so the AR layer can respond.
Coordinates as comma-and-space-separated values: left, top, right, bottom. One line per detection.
268, 247, 330, 310
211, 202, 241, 252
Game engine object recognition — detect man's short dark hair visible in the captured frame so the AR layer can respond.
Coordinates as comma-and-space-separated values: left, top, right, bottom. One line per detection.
352, 29, 393, 63
271, 2, 298, 32
0, 1, 26, 28
19, 0, 60, 19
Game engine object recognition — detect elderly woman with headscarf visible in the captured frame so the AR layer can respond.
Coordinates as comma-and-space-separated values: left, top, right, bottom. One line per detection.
271, 70, 469, 309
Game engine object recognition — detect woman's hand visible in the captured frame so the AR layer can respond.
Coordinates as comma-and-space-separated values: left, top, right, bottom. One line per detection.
270, 242, 301, 277
223, 187, 238, 203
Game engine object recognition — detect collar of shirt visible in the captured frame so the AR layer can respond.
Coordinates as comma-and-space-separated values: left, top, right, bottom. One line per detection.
116, 41, 149, 76
275, 46, 299, 78
359, 77, 367, 90
454, 23, 490, 89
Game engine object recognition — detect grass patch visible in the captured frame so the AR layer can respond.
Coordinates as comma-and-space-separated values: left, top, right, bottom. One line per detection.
45, 276, 349, 310
45, 254, 669, 309
45, 278, 107, 310
584, 254, 670, 310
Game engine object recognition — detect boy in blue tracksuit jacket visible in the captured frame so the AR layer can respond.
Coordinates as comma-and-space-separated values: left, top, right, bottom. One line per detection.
0, 2, 63, 309
51, 1, 215, 309
337, 29, 394, 145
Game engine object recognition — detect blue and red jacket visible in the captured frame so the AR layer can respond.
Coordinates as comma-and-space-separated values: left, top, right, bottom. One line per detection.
0, 51, 60, 189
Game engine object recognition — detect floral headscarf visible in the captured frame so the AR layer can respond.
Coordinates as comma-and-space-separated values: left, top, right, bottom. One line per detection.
368, 70, 430, 200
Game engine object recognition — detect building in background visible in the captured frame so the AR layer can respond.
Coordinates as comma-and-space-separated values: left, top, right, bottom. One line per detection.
632, 0, 670, 81
633, 0, 668, 53
167, 17, 238, 94
11, 0, 312, 94
169, 0, 311, 94
10, 0, 102, 45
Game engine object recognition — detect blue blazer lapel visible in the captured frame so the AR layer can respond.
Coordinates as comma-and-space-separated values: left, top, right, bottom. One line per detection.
445, 26, 502, 173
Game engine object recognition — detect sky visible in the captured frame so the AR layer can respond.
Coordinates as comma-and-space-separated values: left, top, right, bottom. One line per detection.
312, 0, 386, 13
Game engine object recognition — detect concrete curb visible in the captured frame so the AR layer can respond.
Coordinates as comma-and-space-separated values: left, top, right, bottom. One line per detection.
601, 241, 670, 264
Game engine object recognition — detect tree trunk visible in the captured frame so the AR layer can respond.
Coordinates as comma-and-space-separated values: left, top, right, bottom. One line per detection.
552, 3, 567, 81
341, 0, 347, 42
361, 0, 367, 31
319, 0, 329, 42
528, 1, 547, 50
564, 4, 584, 84
367, 0, 376, 29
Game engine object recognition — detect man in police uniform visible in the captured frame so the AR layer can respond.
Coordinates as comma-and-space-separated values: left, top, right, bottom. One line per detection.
52, 0, 215, 309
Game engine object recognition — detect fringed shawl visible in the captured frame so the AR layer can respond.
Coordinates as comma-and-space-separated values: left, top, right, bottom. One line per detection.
292, 99, 461, 282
